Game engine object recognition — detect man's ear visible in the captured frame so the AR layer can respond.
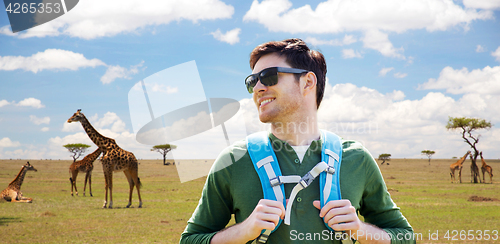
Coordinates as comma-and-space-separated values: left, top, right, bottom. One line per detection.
302, 71, 317, 96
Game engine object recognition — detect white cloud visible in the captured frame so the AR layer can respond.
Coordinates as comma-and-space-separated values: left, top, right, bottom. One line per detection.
418, 65, 500, 95
101, 66, 129, 84
394, 72, 408, 78
100, 61, 144, 84
211, 28, 241, 45
306, 35, 357, 46
492, 46, 500, 62
379, 67, 394, 77
6, 78, 500, 160
30, 115, 50, 125
476, 45, 485, 52
8, 0, 234, 39
363, 29, 405, 59
315, 82, 500, 159
243, 0, 492, 58
62, 122, 82, 132
463, 0, 500, 10
62, 111, 126, 134
0, 25, 16, 36
151, 83, 178, 94
342, 49, 362, 59
342, 35, 357, 45
16, 98, 45, 109
41, 127, 50, 132
386, 90, 406, 101
244, 0, 492, 33
0, 137, 21, 147
0, 100, 10, 107
0, 49, 142, 82
94, 112, 127, 133
407, 56, 415, 65
54, 111, 149, 158
226, 88, 487, 159
0, 49, 105, 73
48, 133, 96, 159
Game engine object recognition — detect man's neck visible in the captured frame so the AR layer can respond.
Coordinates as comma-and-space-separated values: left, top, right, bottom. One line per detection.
270, 114, 320, 146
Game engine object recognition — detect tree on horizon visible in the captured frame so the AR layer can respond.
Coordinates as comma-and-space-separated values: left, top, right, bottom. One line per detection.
421, 150, 435, 165
446, 116, 492, 183
63, 143, 91, 162
151, 144, 177, 165
378, 153, 391, 165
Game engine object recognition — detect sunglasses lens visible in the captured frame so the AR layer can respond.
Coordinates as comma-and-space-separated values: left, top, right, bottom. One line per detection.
259, 68, 278, 87
244, 67, 279, 93
245, 75, 258, 93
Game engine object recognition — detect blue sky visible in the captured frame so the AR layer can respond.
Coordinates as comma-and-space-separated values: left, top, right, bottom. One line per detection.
1, 0, 500, 162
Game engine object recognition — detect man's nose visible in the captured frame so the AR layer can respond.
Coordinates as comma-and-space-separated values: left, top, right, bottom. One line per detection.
253, 79, 267, 93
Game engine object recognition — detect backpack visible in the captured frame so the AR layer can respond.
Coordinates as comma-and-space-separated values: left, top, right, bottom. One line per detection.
246, 130, 350, 243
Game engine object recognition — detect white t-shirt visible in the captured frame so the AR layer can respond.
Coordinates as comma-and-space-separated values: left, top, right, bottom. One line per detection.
290, 145, 310, 163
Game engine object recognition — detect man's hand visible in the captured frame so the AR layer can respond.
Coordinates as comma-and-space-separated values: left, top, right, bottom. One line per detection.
242, 199, 286, 239
313, 200, 391, 244
313, 200, 361, 231
211, 199, 285, 244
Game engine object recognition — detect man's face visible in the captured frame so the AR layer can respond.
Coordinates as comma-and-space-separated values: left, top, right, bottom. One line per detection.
251, 54, 304, 123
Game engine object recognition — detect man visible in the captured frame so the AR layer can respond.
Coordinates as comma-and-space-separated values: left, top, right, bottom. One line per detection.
180, 38, 414, 243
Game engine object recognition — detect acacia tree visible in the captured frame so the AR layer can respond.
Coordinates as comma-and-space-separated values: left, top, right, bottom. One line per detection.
151, 144, 177, 165
421, 150, 435, 165
63, 143, 91, 162
446, 117, 492, 183
378, 153, 391, 165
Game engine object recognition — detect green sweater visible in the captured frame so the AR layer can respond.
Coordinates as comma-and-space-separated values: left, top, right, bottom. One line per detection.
180, 133, 414, 244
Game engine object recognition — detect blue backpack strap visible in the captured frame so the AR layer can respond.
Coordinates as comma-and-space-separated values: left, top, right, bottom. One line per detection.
247, 130, 345, 242
319, 130, 343, 231
246, 132, 285, 241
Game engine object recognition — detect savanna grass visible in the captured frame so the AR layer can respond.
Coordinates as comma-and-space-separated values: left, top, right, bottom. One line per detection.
1, 158, 499, 243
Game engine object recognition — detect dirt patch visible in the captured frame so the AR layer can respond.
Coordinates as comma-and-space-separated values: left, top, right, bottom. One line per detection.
387, 176, 396, 179
468, 195, 499, 202
38, 211, 56, 217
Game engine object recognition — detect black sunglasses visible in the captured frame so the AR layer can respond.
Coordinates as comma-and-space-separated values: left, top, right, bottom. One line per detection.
245, 67, 309, 93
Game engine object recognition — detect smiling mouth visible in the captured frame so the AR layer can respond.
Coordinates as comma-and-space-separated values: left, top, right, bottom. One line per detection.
260, 98, 275, 107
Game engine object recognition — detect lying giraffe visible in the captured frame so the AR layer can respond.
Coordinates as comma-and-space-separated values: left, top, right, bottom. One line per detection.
67, 109, 142, 208
1, 162, 37, 202
450, 151, 470, 183
69, 147, 103, 197
480, 151, 493, 184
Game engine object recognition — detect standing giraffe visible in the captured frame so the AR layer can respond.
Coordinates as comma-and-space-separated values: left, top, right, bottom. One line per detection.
1, 162, 37, 202
470, 153, 482, 183
450, 151, 470, 183
69, 147, 102, 197
67, 109, 142, 208
479, 151, 493, 184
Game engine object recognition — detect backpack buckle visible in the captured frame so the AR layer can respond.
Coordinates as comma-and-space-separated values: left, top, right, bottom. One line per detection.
257, 232, 269, 243
299, 172, 315, 188
269, 177, 281, 187
327, 166, 335, 174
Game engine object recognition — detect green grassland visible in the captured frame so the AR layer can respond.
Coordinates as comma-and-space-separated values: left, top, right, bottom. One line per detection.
1, 158, 499, 243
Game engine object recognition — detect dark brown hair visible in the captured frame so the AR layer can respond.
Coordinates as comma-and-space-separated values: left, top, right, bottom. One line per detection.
249, 38, 327, 108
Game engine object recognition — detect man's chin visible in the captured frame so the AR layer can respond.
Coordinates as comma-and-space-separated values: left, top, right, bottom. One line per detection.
258, 114, 272, 124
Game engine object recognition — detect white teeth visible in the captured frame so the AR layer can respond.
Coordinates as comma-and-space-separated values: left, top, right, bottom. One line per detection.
260, 99, 274, 107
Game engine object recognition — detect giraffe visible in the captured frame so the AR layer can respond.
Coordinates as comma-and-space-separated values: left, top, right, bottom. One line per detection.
450, 151, 470, 183
1, 162, 37, 202
67, 109, 142, 208
470, 153, 482, 183
479, 151, 493, 184
69, 147, 103, 197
